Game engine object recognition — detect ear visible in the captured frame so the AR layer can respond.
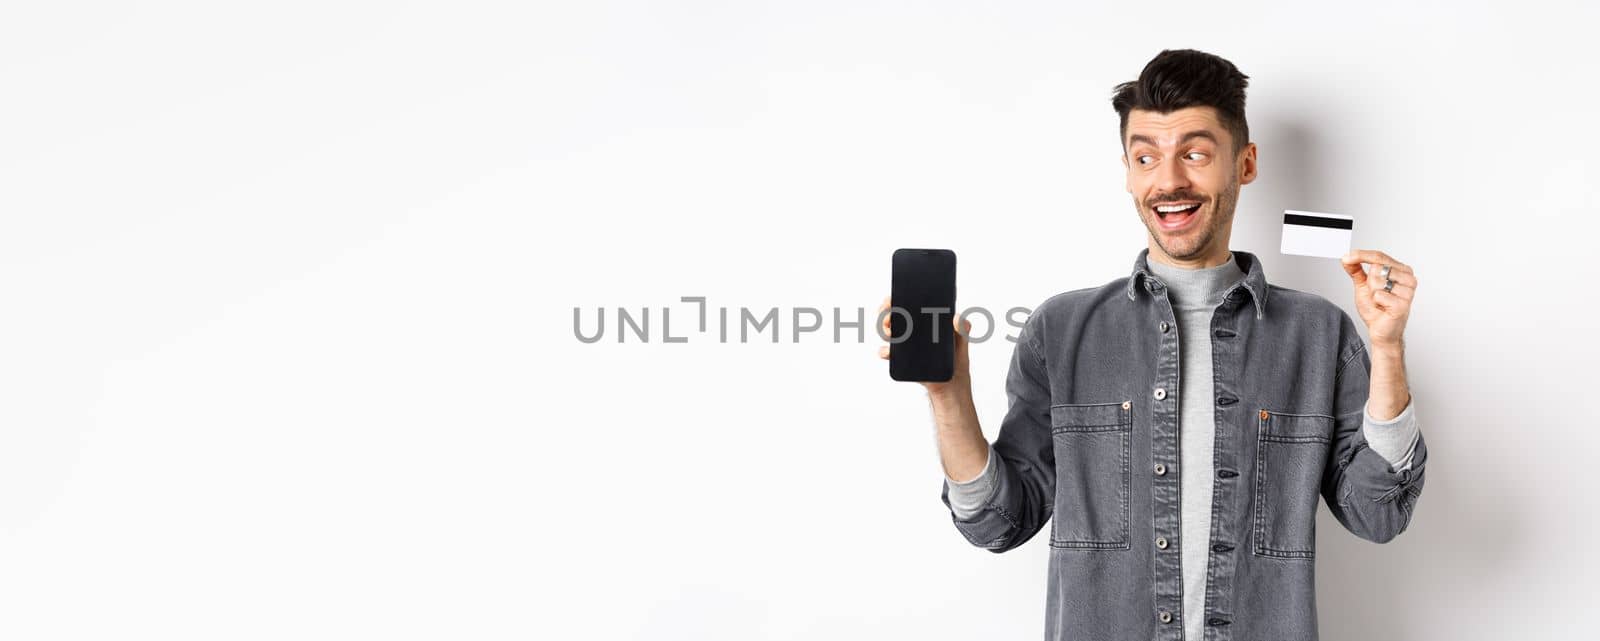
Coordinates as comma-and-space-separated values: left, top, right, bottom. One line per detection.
1237, 142, 1258, 185
1121, 151, 1132, 193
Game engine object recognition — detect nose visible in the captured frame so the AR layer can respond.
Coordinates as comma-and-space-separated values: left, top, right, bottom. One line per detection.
1155, 154, 1190, 195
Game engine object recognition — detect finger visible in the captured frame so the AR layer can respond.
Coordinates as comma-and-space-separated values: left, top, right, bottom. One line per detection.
1342, 258, 1368, 286
1342, 249, 1412, 273
1378, 269, 1417, 287
1374, 288, 1412, 311
878, 345, 890, 359
1363, 271, 1414, 298
1367, 269, 1418, 292
1366, 250, 1410, 273
1376, 281, 1415, 302
951, 317, 970, 349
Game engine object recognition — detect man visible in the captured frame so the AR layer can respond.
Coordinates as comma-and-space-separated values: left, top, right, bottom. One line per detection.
878, 49, 1427, 640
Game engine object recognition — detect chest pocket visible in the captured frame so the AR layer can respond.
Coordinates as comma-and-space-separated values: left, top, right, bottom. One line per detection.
1252, 409, 1333, 560
1049, 401, 1132, 550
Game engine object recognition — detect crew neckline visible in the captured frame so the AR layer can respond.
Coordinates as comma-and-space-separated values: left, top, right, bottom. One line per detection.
1145, 251, 1247, 308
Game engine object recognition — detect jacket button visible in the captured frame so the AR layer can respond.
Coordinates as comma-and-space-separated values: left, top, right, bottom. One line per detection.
1217, 469, 1238, 479
1160, 321, 1170, 333
1153, 388, 1167, 400
1155, 537, 1169, 549
1154, 463, 1167, 476
1159, 611, 1173, 624
1121, 401, 1131, 410
1259, 409, 1270, 420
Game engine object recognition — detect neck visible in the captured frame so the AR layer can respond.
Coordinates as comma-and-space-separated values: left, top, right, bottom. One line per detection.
1145, 248, 1246, 308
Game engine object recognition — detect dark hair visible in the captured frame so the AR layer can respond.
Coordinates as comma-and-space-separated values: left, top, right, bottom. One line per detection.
1112, 49, 1250, 153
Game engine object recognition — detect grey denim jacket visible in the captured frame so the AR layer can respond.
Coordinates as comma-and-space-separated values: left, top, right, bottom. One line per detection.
941, 248, 1429, 641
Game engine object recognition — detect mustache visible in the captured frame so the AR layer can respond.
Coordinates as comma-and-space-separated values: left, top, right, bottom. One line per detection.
1147, 192, 1208, 207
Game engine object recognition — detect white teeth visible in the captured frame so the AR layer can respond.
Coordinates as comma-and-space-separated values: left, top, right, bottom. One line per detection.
1156, 203, 1199, 213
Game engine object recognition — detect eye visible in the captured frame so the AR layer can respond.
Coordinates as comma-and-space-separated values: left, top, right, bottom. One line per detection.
1137, 155, 1155, 165
1185, 152, 1207, 161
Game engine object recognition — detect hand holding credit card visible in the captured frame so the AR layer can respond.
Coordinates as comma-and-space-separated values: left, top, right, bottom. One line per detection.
1281, 210, 1353, 258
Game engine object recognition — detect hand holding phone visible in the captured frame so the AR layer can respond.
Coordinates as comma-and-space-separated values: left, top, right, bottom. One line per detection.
875, 250, 985, 485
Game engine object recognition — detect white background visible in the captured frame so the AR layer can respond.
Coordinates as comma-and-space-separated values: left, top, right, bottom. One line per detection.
2, 1, 1597, 639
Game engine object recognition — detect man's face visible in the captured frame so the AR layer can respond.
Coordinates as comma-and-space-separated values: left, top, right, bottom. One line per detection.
1122, 106, 1256, 262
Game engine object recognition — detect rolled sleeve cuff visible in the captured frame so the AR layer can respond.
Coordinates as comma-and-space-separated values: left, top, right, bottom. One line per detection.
943, 443, 997, 520
1363, 397, 1421, 473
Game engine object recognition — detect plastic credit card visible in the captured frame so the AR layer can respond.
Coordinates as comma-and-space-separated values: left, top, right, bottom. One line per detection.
1280, 210, 1353, 258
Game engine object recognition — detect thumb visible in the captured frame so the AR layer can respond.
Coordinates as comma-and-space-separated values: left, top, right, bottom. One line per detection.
1340, 255, 1367, 286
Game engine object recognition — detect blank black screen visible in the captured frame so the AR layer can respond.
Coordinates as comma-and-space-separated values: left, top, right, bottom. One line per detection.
889, 248, 957, 382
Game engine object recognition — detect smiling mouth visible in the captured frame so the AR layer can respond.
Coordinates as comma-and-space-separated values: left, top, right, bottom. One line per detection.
1152, 201, 1201, 230
1154, 202, 1201, 217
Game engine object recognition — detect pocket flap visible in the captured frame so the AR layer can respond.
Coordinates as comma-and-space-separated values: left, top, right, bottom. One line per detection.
1258, 410, 1332, 443
1051, 402, 1132, 433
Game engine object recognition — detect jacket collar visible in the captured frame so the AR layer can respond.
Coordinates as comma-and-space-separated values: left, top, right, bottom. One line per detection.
1126, 247, 1270, 320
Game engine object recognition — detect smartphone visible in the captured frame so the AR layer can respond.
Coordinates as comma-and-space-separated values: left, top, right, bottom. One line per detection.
889, 248, 957, 382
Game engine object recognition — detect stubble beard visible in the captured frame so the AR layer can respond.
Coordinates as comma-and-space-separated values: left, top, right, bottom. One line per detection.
1142, 178, 1240, 263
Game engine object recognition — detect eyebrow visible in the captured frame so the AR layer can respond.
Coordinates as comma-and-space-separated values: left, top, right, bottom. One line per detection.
1127, 130, 1220, 149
